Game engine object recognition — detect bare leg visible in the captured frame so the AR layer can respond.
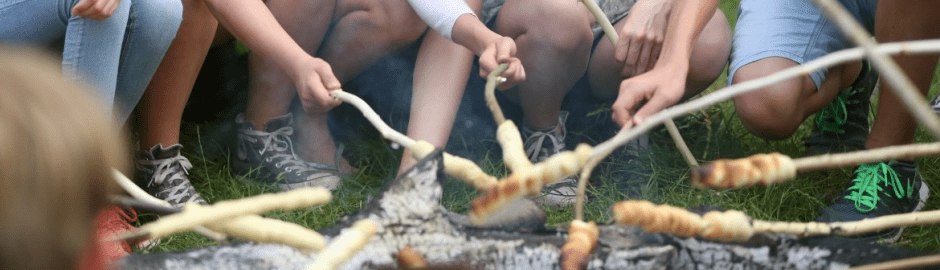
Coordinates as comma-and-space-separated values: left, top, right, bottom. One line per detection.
136, 0, 218, 149
296, 0, 426, 172
397, 0, 481, 176
244, 0, 335, 129
731, 58, 862, 140
492, 0, 594, 130
867, 0, 940, 151
587, 10, 730, 100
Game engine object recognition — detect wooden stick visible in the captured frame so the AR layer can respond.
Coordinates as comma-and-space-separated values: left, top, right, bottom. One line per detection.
192, 205, 326, 252
584, 39, 940, 190
692, 142, 940, 189
470, 144, 592, 224
484, 63, 510, 124
308, 219, 378, 270
333, 91, 498, 191
111, 171, 226, 241
848, 255, 940, 270
136, 187, 331, 239
665, 119, 699, 167
614, 200, 940, 242
810, 0, 940, 139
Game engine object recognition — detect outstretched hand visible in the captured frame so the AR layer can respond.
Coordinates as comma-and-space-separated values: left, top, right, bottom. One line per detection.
291, 57, 343, 114
478, 36, 525, 90
614, 0, 671, 77
611, 66, 686, 127
71, 0, 121, 21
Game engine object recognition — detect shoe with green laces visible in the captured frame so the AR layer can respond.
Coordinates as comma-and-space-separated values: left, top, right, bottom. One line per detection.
816, 160, 930, 243
805, 61, 877, 155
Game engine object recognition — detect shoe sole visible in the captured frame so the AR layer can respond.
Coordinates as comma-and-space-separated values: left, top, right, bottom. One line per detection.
877, 181, 930, 244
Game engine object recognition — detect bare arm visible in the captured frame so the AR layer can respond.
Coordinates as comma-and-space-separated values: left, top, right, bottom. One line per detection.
612, 0, 720, 126
202, 0, 342, 112
451, 14, 525, 89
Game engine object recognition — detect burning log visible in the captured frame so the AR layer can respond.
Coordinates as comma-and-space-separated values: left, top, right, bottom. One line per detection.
118, 151, 928, 270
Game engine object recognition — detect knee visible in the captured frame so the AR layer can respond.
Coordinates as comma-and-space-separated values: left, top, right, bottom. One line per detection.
511, 1, 593, 56
348, 2, 427, 50
130, 0, 183, 47
732, 82, 804, 140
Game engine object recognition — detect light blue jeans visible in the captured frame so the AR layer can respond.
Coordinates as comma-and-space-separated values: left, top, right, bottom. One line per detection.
0, 0, 182, 123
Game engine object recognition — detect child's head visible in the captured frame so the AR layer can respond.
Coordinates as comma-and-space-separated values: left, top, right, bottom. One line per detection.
0, 46, 127, 270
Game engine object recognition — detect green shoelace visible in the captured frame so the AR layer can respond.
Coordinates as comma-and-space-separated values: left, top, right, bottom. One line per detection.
815, 91, 852, 134
845, 163, 912, 212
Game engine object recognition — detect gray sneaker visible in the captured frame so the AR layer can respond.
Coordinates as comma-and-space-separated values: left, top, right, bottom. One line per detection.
231, 114, 341, 191
136, 144, 207, 207
522, 111, 578, 208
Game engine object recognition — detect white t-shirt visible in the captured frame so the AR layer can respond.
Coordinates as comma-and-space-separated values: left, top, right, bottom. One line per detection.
407, 0, 476, 40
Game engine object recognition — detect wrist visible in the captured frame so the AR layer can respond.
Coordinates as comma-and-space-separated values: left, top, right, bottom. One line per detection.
452, 13, 500, 55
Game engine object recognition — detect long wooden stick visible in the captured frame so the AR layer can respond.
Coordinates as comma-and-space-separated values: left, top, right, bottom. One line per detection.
332, 91, 498, 191
691, 142, 940, 189
810, 0, 940, 140
112, 170, 226, 241
615, 200, 940, 242
848, 255, 940, 270
308, 219, 378, 270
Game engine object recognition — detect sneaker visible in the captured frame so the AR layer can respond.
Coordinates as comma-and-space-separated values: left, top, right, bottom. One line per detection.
136, 144, 207, 207
805, 61, 877, 155
931, 92, 940, 114
231, 114, 341, 191
816, 160, 930, 243
522, 111, 578, 208
84, 206, 137, 269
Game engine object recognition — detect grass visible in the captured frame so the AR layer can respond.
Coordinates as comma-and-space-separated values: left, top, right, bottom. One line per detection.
141, 0, 940, 254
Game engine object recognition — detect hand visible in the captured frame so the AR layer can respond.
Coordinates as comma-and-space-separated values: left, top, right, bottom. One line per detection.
290, 57, 343, 114
614, 0, 671, 78
478, 36, 526, 90
71, 0, 121, 21
611, 65, 686, 127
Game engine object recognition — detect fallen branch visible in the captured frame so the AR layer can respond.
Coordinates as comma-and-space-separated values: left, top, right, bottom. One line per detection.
691, 142, 940, 189
308, 219, 378, 270
810, 0, 940, 139
615, 200, 940, 242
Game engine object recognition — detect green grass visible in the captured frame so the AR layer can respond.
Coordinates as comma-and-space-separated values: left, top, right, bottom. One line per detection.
142, 0, 940, 253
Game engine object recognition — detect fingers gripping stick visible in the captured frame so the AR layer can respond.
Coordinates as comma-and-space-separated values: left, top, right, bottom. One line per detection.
690, 153, 797, 189
485, 63, 511, 124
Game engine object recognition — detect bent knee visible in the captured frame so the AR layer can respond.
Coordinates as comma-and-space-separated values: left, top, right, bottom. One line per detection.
733, 89, 805, 140
344, 0, 426, 49
688, 10, 731, 88
501, 0, 593, 54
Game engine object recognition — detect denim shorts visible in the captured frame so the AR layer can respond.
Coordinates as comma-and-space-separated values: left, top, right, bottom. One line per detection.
727, 0, 877, 88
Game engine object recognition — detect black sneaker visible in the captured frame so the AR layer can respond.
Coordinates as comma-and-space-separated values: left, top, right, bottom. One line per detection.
930, 91, 940, 114
522, 111, 578, 208
231, 113, 341, 191
805, 61, 877, 155
136, 144, 207, 207
816, 160, 930, 243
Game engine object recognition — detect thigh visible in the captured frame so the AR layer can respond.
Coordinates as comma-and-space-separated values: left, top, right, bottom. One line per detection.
266, 0, 335, 53
0, 0, 76, 44
728, 0, 875, 89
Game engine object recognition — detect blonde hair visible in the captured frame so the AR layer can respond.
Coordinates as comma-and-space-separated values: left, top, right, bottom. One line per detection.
0, 46, 127, 270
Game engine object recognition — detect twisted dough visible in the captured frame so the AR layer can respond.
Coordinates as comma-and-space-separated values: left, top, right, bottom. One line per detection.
560, 220, 599, 270
309, 219, 378, 270
690, 153, 797, 189
469, 144, 592, 224
409, 140, 498, 191
613, 201, 755, 242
